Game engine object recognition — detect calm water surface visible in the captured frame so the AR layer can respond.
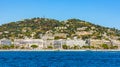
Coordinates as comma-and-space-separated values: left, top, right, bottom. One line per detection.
0, 51, 120, 67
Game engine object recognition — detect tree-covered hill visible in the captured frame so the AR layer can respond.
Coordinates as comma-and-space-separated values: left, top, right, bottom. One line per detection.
0, 17, 120, 40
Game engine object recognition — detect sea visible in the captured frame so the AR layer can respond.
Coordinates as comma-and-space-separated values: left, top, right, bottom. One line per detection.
0, 51, 120, 67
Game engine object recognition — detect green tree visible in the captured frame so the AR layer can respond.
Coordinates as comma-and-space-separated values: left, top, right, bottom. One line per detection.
101, 44, 109, 49
82, 46, 90, 49
31, 45, 38, 49
21, 46, 25, 49
73, 45, 80, 49
62, 44, 68, 49
47, 45, 53, 49
15, 45, 19, 49
2, 45, 10, 49
113, 46, 118, 49
10, 44, 15, 49
90, 46, 95, 49
110, 45, 118, 49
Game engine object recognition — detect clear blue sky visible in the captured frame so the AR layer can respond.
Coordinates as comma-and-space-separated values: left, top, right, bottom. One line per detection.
0, 0, 120, 29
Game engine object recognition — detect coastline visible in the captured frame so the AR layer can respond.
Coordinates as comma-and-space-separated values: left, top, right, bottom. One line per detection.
0, 49, 120, 51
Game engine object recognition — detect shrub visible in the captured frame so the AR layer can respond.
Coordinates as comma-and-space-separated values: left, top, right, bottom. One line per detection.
31, 45, 38, 49
62, 44, 68, 49
101, 44, 109, 49
47, 46, 53, 49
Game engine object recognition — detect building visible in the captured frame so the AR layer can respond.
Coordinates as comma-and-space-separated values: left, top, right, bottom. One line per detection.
66, 39, 86, 47
54, 33, 67, 39
76, 31, 92, 36
90, 39, 115, 47
43, 40, 54, 48
77, 27, 87, 31
14, 39, 44, 49
0, 32, 3, 35
0, 38, 12, 45
111, 40, 120, 47
53, 39, 66, 49
90, 39, 104, 47
42, 33, 54, 40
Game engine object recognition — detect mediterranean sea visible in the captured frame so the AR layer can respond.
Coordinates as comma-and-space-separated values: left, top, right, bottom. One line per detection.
0, 51, 120, 67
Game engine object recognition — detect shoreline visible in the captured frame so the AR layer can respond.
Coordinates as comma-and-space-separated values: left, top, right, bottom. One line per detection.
0, 49, 120, 51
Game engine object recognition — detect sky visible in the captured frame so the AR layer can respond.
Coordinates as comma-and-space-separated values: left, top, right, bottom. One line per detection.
0, 0, 120, 29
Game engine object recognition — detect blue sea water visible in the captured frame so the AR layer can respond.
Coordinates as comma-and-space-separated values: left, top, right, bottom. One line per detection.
0, 51, 120, 67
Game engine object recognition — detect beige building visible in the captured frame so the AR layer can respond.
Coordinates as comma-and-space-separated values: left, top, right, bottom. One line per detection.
54, 33, 67, 39
77, 27, 87, 31
76, 31, 92, 36
90, 39, 104, 47
90, 39, 115, 47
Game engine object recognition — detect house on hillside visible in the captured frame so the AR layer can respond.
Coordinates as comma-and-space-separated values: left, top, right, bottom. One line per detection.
42, 33, 54, 40
90, 39, 104, 47
77, 27, 87, 31
76, 31, 92, 36
54, 33, 67, 39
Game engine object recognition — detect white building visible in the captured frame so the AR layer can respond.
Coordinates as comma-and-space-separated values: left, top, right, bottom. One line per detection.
0, 38, 12, 45
14, 39, 44, 48
107, 40, 120, 46
53, 39, 66, 49
66, 39, 86, 47
43, 40, 54, 48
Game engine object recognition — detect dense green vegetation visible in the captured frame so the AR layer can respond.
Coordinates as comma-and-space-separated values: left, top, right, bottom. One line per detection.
62, 44, 68, 49
0, 17, 120, 40
101, 44, 109, 49
101, 44, 118, 49
0, 45, 20, 49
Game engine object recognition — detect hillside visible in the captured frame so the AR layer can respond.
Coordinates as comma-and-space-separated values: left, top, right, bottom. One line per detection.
0, 17, 120, 40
